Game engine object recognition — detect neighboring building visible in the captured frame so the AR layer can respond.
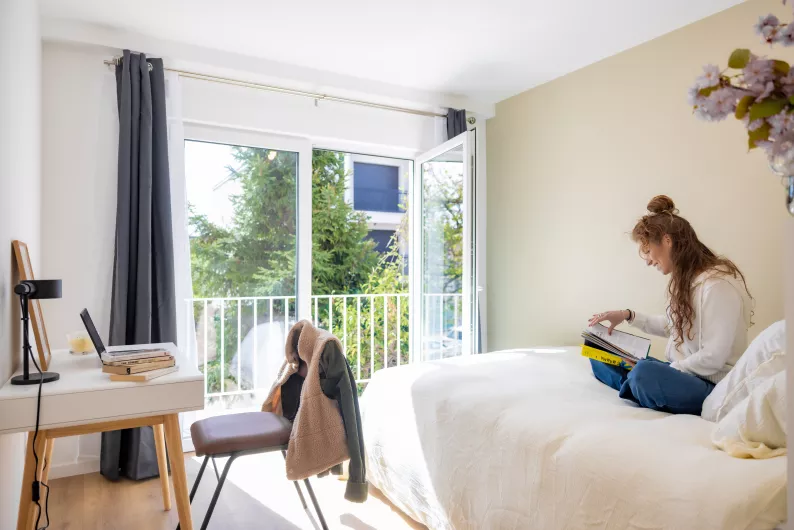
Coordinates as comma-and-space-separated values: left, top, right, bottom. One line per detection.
343, 154, 410, 259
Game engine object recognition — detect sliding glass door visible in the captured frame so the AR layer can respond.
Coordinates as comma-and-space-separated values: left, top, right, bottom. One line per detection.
411, 132, 476, 361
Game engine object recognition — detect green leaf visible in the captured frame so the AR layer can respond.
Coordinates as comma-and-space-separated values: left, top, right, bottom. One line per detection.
698, 86, 719, 98
735, 95, 756, 120
749, 98, 787, 121
748, 122, 771, 150
728, 49, 751, 69
774, 60, 791, 75
789, 95, 794, 106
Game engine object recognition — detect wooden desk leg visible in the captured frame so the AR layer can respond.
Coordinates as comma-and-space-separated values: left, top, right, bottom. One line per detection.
41, 438, 54, 485
17, 431, 48, 530
164, 414, 193, 530
153, 423, 172, 510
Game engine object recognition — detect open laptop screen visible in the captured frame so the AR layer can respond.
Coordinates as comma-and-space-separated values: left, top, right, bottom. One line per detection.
80, 309, 106, 358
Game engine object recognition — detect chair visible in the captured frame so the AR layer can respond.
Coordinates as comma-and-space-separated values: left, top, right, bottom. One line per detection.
176, 411, 329, 530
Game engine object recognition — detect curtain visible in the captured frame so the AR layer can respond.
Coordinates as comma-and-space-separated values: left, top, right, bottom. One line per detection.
100, 50, 177, 481
445, 108, 467, 140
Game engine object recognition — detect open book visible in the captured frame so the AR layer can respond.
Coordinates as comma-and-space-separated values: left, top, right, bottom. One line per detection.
581, 323, 651, 367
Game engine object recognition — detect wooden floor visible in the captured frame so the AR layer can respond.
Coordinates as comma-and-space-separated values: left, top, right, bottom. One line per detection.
44, 453, 425, 530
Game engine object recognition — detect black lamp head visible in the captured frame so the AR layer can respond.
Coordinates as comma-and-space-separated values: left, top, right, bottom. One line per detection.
14, 279, 62, 299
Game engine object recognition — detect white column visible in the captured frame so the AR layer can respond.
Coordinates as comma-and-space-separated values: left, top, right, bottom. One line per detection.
0, 1, 41, 527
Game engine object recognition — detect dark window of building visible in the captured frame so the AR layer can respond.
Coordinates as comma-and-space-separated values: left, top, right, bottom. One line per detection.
367, 229, 395, 254
353, 162, 404, 213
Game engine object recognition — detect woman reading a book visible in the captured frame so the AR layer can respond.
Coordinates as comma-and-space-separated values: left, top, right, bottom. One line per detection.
588, 195, 753, 415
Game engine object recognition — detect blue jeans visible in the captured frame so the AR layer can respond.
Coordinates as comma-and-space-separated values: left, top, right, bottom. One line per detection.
590, 357, 715, 415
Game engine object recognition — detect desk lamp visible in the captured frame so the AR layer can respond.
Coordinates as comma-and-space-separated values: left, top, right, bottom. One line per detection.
11, 279, 61, 385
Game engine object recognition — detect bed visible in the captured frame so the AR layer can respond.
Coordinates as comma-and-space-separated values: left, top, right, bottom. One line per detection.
360, 348, 787, 530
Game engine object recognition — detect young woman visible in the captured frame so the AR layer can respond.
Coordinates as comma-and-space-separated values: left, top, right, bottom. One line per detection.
589, 195, 753, 415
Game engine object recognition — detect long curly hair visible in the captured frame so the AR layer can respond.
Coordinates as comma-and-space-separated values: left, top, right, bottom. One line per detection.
631, 195, 752, 347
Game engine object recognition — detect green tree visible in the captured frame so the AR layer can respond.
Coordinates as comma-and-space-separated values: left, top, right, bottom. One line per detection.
189, 147, 381, 392
189, 148, 379, 299
188, 146, 464, 392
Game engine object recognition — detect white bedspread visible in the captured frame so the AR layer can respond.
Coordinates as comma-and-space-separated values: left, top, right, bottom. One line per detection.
360, 348, 787, 530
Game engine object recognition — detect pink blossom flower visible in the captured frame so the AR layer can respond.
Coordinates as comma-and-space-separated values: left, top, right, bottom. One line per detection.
781, 70, 794, 96
756, 14, 781, 41
746, 118, 766, 131
755, 140, 774, 153
687, 84, 704, 106
757, 81, 777, 101
743, 58, 775, 87
696, 64, 721, 89
695, 87, 737, 122
780, 23, 794, 45
768, 111, 794, 140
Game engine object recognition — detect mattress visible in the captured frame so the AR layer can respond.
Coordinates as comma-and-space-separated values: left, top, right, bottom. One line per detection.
360, 348, 787, 530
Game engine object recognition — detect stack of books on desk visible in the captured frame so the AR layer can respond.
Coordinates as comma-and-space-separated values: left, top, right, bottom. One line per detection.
103, 350, 178, 382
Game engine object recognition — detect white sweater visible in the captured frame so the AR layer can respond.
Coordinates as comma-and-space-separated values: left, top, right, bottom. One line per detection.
630, 270, 753, 385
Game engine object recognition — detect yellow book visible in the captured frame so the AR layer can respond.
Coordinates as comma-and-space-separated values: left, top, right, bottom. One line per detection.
581, 344, 634, 371
109, 366, 178, 382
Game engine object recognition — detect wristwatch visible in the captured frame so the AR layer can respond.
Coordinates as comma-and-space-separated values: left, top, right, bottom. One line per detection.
625, 309, 635, 323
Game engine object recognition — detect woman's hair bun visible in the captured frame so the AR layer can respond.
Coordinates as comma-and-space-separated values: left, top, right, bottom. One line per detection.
647, 195, 677, 215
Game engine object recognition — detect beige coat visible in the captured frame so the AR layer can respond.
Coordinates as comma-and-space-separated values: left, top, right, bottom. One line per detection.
262, 320, 349, 480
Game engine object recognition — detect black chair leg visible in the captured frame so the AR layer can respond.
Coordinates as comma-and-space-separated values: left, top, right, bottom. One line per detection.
191, 456, 210, 503
211, 457, 220, 481
176, 455, 210, 530
200, 455, 237, 530
303, 478, 329, 530
292, 481, 308, 510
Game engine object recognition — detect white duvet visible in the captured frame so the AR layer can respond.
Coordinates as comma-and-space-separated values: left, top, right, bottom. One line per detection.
360, 349, 787, 530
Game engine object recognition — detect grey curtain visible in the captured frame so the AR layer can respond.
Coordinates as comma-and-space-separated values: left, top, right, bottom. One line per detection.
100, 50, 177, 481
445, 108, 467, 140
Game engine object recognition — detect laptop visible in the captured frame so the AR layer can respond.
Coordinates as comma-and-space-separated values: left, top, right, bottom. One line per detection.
80, 309, 167, 363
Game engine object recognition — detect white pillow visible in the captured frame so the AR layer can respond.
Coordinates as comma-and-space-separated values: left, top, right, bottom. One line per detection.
702, 320, 786, 422
712, 369, 787, 459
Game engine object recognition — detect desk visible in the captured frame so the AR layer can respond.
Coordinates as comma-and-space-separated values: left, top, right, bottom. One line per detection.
0, 343, 204, 530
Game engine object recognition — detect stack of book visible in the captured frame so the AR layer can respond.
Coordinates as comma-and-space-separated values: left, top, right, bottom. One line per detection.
102, 349, 178, 382
581, 323, 651, 370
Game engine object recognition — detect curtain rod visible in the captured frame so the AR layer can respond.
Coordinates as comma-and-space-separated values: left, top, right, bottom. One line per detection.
103, 57, 448, 119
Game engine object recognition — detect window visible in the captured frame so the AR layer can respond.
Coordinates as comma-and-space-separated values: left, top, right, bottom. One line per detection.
183, 130, 307, 413
353, 162, 405, 213
367, 229, 396, 254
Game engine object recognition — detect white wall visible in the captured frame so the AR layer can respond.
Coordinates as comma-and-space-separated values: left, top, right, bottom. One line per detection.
39, 39, 451, 478
0, 0, 42, 526
40, 42, 119, 478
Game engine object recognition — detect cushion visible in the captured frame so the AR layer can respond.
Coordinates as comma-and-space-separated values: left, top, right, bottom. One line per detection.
190, 411, 293, 457
702, 320, 786, 422
712, 369, 787, 459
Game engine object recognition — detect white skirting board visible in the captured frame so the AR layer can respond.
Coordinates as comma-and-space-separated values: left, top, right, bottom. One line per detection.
48, 456, 100, 480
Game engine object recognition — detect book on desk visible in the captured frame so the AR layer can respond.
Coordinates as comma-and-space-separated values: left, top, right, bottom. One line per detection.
81, 308, 179, 382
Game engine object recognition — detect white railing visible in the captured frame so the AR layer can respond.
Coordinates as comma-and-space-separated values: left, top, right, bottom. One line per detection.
185, 293, 462, 400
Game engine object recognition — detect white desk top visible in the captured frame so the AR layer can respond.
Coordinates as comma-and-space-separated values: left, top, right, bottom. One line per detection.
0, 343, 204, 435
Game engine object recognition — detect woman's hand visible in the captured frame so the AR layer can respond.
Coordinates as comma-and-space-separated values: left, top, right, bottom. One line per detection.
588, 310, 630, 335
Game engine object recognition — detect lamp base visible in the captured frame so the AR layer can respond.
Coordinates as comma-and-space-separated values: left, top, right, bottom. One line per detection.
10, 372, 60, 385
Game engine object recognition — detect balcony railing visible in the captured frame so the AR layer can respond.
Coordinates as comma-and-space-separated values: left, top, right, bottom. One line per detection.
185, 293, 462, 401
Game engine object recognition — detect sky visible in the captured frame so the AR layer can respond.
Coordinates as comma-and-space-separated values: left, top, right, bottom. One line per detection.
184, 139, 243, 229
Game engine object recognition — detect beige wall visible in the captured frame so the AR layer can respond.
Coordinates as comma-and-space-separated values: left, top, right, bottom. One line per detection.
487, 0, 790, 356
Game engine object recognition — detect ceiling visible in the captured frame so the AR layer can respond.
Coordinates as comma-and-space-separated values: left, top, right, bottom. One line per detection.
39, 0, 742, 105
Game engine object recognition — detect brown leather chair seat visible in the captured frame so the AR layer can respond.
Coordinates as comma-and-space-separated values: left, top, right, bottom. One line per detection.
190, 412, 293, 457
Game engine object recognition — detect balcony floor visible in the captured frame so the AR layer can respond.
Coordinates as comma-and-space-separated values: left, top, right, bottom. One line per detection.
47, 452, 424, 529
